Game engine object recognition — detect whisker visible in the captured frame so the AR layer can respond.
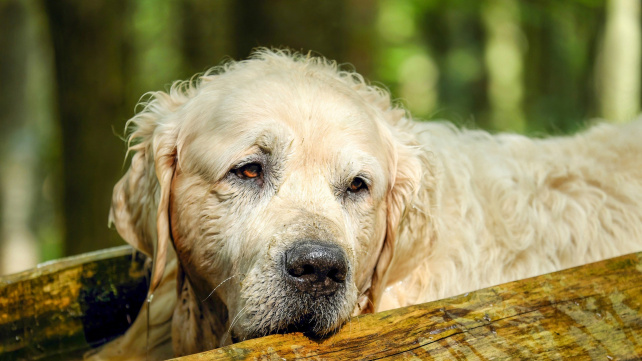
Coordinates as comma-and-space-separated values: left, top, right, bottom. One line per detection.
366, 297, 376, 311
145, 293, 154, 361
221, 304, 249, 345
202, 274, 243, 302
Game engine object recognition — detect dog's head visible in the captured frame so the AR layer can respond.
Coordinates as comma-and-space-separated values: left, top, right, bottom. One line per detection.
110, 50, 422, 352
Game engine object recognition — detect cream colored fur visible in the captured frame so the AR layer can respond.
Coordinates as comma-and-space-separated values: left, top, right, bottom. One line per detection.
88, 49, 642, 360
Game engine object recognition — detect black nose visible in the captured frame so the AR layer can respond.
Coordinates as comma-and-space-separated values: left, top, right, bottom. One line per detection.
284, 241, 348, 297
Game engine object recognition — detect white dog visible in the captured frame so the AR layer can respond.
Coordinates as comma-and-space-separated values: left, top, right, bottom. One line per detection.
90, 49, 642, 360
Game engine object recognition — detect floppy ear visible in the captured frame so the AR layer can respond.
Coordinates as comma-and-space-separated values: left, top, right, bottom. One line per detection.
363, 126, 424, 313
109, 91, 180, 294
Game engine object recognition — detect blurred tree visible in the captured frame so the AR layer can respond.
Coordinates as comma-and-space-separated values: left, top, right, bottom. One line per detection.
433, 2, 486, 125
0, 0, 61, 273
344, 0, 378, 76
597, 0, 641, 123
231, 0, 366, 68
129, 0, 184, 97
482, 0, 526, 132
521, 1, 605, 133
180, 0, 235, 73
1, 0, 641, 269
375, 0, 441, 118
44, 0, 132, 256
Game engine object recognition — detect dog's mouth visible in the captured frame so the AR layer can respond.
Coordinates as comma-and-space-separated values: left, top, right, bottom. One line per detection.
237, 305, 346, 341
275, 312, 336, 338
280, 311, 347, 339
229, 314, 334, 343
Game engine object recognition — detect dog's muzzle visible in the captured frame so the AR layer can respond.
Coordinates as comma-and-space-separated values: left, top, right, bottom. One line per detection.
283, 240, 348, 297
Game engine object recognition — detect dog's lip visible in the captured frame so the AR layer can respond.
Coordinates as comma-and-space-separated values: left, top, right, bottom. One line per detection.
281, 314, 318, 335
262, 312, 337, 339
235, 291, 349, 341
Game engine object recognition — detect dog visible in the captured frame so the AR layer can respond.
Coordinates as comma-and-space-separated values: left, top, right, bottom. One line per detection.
89, 49, 642, 360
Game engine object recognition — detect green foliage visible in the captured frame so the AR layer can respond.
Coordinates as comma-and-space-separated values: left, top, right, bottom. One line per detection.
1, 0, 638, 267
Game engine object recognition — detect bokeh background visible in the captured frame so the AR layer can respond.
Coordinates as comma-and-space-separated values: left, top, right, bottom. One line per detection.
1, 0, 640, 274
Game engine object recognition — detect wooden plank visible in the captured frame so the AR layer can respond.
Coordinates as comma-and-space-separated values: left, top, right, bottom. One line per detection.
1, 248, 641, 360
0, 246, 149, 361
171, 252, 642, 360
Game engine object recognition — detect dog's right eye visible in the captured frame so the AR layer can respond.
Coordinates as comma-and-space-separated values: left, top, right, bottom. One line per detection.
347, 177, 368, 193
233, 163, 263, 180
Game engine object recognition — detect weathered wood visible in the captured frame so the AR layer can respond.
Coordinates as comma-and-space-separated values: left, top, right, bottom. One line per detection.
171, 252, 642, 360
0, 246, 149, 360
1, 249, 641, 360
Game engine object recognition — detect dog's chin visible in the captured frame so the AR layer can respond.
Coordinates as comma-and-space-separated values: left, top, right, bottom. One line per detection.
237, 309, 346, 341
275, 309, 345, 338
233, 290, 354, 342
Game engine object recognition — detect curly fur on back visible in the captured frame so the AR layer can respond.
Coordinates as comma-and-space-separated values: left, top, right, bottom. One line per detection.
379, 120, 642, 309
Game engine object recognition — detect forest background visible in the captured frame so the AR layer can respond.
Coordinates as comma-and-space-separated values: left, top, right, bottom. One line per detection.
0, 0, 640, 274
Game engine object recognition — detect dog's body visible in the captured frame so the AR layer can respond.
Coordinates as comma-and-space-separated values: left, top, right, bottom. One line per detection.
89, 50, 642, 360
379, 119, 642, 310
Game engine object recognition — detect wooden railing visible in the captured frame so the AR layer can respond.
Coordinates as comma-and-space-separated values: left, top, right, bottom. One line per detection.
1, 247, 641, 360
0, 246, 149, 360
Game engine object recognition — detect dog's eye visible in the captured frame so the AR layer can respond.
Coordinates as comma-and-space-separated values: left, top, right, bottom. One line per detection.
234, 163, 262, 180
348, 177, 367, 193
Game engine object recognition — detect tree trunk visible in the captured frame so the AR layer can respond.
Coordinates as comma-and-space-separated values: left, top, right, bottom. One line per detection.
597, 0, 641, 123
180, 0, 236, 73
0, 0, 61, 274
44, 0, 131, 256
232, 0, 349, 61
482, 0, 526, 132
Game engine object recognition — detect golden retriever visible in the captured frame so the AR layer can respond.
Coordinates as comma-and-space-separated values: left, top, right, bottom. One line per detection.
89, 49, 642, 360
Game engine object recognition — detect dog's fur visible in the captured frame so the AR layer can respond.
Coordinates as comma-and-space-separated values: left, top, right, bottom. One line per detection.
88, 49, 642, 360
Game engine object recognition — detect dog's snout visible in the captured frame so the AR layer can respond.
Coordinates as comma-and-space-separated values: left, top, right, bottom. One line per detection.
284, 241, 347, 297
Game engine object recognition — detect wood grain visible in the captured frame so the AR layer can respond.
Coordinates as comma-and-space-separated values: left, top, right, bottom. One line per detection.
1, 248, 641, 360
0, 246, 149, 361
171, 252, 642, 360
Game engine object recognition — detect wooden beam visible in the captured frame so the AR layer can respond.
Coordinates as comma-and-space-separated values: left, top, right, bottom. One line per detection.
171, 252, 642, 360
1, 248, 641, 360
0, 246, 149, 360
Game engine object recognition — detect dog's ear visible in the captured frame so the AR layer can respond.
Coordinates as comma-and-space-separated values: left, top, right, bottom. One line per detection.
110, 92, 180, 293
364, 122, 424, 313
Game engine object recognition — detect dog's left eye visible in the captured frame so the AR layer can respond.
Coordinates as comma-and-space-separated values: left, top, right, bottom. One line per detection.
348, 177, 368, 193
234, 163, 263, 180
